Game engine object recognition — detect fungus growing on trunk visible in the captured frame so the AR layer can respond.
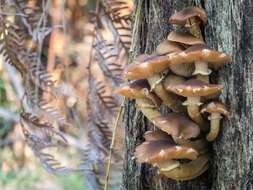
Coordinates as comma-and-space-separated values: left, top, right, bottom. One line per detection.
166, 31, 205, 77
159, 154, 209, 181
156, 40, 183, 55
167, 31, 205, 47
115, 79, 161, 107
133, 139, 198, 164
123, 54, 170, 80
153, 113, 200, 140
165, 79, 223, 132
201, 102, 230, 141
169, 44, 231, 82
169, 6, 208, 39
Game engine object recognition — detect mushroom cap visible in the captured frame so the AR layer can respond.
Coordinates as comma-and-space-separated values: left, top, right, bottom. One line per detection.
167, 31, 205, 46
156, 40, 184, 55
165, 79, 223, 97
153, 113, 200, 139
170, 44, 231, 69
115, 80, 162, 106
169, 6, 208, 26
144, 130, 173, 142
115, 79, 150, 99
134, 140, 198, 164
123, 54, 170, 80
201, 101, 230, 117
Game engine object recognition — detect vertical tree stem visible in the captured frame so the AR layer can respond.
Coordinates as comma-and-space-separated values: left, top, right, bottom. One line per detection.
103, 98, 125, 190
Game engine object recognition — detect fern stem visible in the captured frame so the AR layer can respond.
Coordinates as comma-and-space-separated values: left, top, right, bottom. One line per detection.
103, 98, 125, 190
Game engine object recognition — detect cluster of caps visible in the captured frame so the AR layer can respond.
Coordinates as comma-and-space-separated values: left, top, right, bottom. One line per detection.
116, 7, 231, 181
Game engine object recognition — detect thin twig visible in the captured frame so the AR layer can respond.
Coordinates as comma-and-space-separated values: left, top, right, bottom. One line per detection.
103, 98, 125, 190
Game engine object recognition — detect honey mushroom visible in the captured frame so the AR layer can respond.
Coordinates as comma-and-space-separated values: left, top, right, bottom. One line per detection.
153, 113, 200, 140
124, 55, 185, 112
115, 80, 162, 121
201, 102, 230, 141
133, 130, 199, 172
165, 79, 223, 132
168, 44, 231, 83
169, 6, 208, 39
117, 5, 231, 181
165, 31, 205, 77
159, 154, 209, 181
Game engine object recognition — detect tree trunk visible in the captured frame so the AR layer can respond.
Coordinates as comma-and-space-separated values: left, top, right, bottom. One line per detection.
123, 0, 253, 189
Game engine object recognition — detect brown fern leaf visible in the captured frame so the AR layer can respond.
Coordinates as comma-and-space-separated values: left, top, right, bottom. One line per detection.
23, 90, 69, 129
0, 15, 27, 75
23, 128, 76, 175
94, 31, 125, 83
32, 149, 76, 175
101, 0, 133, 51
96, 81, 119, 111
28, 64, 55, 90
20, 112, 67, 145
93, 115, 112, 150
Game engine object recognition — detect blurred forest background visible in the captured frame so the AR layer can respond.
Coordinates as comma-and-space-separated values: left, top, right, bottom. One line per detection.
0, 0, 133, 189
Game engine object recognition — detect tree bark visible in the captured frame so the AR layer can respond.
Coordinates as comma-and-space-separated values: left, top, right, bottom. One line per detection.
123, 0, 253, 190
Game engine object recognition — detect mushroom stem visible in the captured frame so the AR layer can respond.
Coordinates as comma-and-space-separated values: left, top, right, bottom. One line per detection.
148, 74, 185, 112
135, 98, 161, 121
173, 137, 209, 154
206, 113, 222, 141
160, 154, 209, 181
183, 96, 208, 132
188, 17, 203, 40
193, 61, 211, 83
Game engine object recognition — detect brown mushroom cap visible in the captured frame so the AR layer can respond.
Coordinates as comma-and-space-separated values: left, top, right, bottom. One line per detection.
156, 40, 184, 55
169, 6, 208, 26
165, 79, 223, 97
144, 130, 174, 142
134, 140, 198, 164
201, 102, 230, 118
115, 79, 150, 99
123, 54, 170, 80
153, 113, 200, 139
115, 80, 162, 106
167, 31, 205, 46
170, 44, 231, 70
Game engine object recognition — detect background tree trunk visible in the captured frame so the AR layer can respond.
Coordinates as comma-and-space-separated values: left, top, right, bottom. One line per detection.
123, 0, 253, 189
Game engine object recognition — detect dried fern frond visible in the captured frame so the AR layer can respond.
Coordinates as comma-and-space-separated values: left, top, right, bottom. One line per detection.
93, 117, 112, 150
0, 15, 27, 75
100, 0, 133, 51
28, 63, 55, 90
96, 81, 118, 112
33, 149, 76, 175
20, 111, 67, 145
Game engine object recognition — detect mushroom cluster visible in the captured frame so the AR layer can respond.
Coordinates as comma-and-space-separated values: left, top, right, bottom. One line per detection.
116, 6, 231, 181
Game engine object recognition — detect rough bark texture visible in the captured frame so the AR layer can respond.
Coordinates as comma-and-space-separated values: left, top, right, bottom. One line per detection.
123, 0, 253, 190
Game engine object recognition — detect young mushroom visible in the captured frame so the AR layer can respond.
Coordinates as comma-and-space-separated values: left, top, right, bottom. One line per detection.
167, 31, 205, 47
165, 79, 223, 132
166, 31, 205, 77
153, 113, 200, 140
169, 6, 208, 39
159, 154, 209, 181
134, 138, 198, 166
123, 54, 171, 80
125, 54, 185, 112
115, 79, 161, 107
156, 40, 183, 55
170, 44, 231, 82
115, 80, 162, 121
201, 101, 230, 141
